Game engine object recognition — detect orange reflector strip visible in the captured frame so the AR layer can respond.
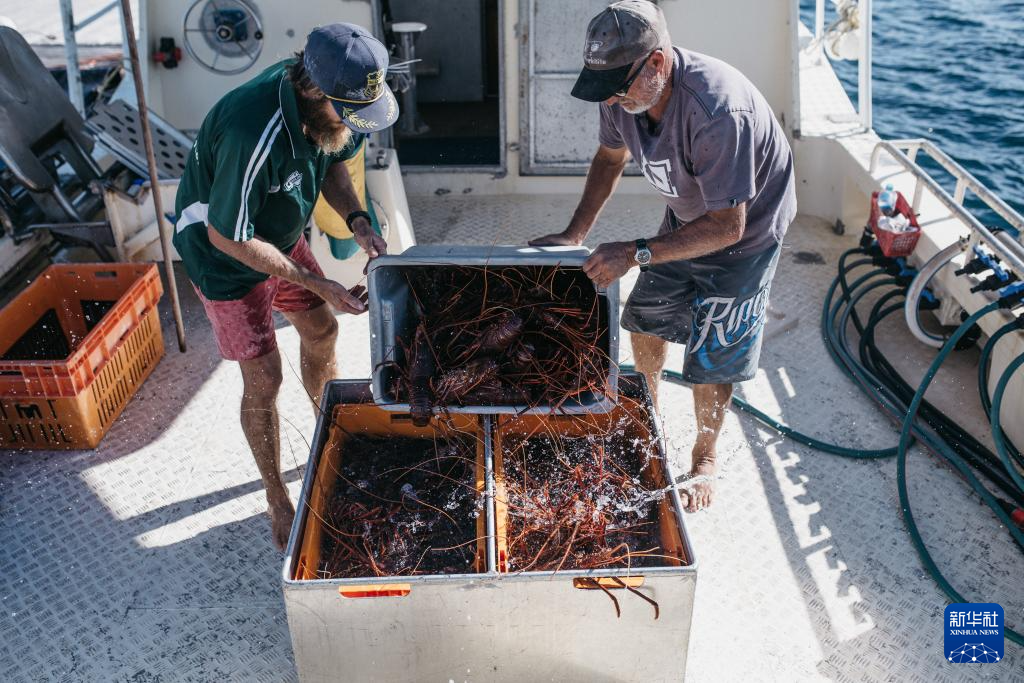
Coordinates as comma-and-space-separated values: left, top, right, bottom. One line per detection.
573, 576, 645, 589
339, 584, 412, 598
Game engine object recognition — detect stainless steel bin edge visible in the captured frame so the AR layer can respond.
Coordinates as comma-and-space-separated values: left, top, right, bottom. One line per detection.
366, 245, 620, 415
282, 375, 698, 683
285, 575, 696, 683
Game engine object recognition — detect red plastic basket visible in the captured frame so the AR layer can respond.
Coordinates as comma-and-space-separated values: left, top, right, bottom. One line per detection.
869, 190, 921, 257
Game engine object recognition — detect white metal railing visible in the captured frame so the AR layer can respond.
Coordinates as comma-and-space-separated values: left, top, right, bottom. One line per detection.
58, 0, 122, 113
858, 0, 871, 131
813, 0, 873, 131
870, 139, 1024, 275
815, 0, 826, 43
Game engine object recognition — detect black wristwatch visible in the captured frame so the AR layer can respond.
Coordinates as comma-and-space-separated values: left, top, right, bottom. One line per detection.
346, 210, 372, 229
634, 239, 652, 272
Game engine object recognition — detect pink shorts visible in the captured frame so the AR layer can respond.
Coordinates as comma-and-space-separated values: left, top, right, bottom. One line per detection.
195, 236, 326, 361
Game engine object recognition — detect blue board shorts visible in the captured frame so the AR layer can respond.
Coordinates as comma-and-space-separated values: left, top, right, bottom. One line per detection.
621, 232, 782, 385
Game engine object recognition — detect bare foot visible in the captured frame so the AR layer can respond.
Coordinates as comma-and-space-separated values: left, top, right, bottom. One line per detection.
683, 455, 716, 513
267, 498, 296, 551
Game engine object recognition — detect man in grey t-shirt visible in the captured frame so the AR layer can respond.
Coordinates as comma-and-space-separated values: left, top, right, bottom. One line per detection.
531, 0, 796, 512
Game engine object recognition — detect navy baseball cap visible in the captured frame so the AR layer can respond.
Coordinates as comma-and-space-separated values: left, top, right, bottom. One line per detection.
303, 23, 399, 133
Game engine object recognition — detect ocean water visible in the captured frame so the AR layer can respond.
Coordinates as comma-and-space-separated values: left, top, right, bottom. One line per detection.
800, 0, 1024, 229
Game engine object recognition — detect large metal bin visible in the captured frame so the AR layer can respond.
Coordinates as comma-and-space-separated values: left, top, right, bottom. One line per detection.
282, 375, 697, 683
366, 245, 620, 415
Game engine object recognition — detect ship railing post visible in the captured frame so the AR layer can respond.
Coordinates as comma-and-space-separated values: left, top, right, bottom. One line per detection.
858, 0, 872, 131
59, 0, 85, 114
954, 178, 967, 206
906, 142, 925, 213
814, 0, 825, 63
912, 178, 924, 215
905, 141, 920, 164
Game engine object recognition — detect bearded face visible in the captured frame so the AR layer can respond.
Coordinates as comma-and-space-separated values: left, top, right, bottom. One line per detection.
619, 63, 669, 115
296, 92, 352, 154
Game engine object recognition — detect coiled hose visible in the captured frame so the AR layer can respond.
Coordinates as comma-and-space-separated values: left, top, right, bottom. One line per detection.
991, 353, 1024, 493
979, 320, 1024, 472
896, 302, 1024, 645
903, 241, 966, 348
620, 245, 1024, 645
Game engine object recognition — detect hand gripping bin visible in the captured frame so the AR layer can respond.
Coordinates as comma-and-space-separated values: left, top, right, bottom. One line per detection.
282, 374, 697, 683
0, 263, 164, 449
366, 245, 620, 415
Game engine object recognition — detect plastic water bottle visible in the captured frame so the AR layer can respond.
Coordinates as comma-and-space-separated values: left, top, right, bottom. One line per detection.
878, 183, 898, 216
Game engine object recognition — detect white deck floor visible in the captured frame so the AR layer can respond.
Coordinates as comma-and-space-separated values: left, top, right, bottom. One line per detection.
1, 194, 1021, 681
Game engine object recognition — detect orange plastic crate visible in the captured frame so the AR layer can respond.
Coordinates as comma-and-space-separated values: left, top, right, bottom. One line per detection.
294, 402, 487, 583
0, 264, 164, 449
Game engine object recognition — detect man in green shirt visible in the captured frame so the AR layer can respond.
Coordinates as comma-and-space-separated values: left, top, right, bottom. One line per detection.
173, 24, 398, 550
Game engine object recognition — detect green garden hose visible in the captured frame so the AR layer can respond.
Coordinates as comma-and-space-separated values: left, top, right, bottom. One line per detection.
895, 301, 1024, 645
990, 352, 1024, 492
979, 321, 1024, 472
619, 363, 896, 459
617, 246, 1024, 645
980, 322, 1018, 416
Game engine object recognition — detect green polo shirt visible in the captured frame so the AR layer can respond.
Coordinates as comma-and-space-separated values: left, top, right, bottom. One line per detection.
173, 59, 364, 300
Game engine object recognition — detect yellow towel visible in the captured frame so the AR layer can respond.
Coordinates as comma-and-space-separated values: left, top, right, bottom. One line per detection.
312, 140, 367, 239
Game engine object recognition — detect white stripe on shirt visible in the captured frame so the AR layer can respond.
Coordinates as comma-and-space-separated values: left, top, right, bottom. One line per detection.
234, 109, 283, 241
175, 201, 209, 233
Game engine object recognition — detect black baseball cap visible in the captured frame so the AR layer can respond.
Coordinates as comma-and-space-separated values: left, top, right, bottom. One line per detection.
571, 1, 670, 102
303, 23, 399, 133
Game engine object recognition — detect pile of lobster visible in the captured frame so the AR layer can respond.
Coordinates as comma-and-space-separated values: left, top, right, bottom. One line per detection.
502, 433, 665, 573
317, 434, 480, 578
396, 265, 611, 425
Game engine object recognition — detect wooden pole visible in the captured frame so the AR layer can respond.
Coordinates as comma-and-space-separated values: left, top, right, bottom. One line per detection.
118, 0, 186, 352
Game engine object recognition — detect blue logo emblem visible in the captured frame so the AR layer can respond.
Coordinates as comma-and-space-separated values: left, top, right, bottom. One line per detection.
944, 603, 1003, 663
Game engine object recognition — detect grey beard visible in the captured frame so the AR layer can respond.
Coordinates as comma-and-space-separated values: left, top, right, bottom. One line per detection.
622, 99, 655, 115
621, 70, 668, 114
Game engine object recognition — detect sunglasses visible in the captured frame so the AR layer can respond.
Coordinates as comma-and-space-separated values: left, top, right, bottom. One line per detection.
614, 51, 656, 98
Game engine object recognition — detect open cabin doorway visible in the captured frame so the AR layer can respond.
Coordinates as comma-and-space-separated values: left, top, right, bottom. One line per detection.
383, 0, 502, 168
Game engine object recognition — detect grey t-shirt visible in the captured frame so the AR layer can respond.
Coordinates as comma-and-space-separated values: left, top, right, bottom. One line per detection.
599, 47, 796, 262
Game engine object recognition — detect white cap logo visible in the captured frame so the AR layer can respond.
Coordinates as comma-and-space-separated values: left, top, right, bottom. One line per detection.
585, 40, 606, 65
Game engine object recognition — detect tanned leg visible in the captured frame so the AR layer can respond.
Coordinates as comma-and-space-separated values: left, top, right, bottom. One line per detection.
281, 303, 339, 417
687, 382, 733, 512
630, 332, 669, 408
238, 349, 293, 550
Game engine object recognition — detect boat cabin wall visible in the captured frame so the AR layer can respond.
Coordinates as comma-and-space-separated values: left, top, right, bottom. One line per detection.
139, 0, 799, 195
481, 0, 798, 193
140, 0, 377, 132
